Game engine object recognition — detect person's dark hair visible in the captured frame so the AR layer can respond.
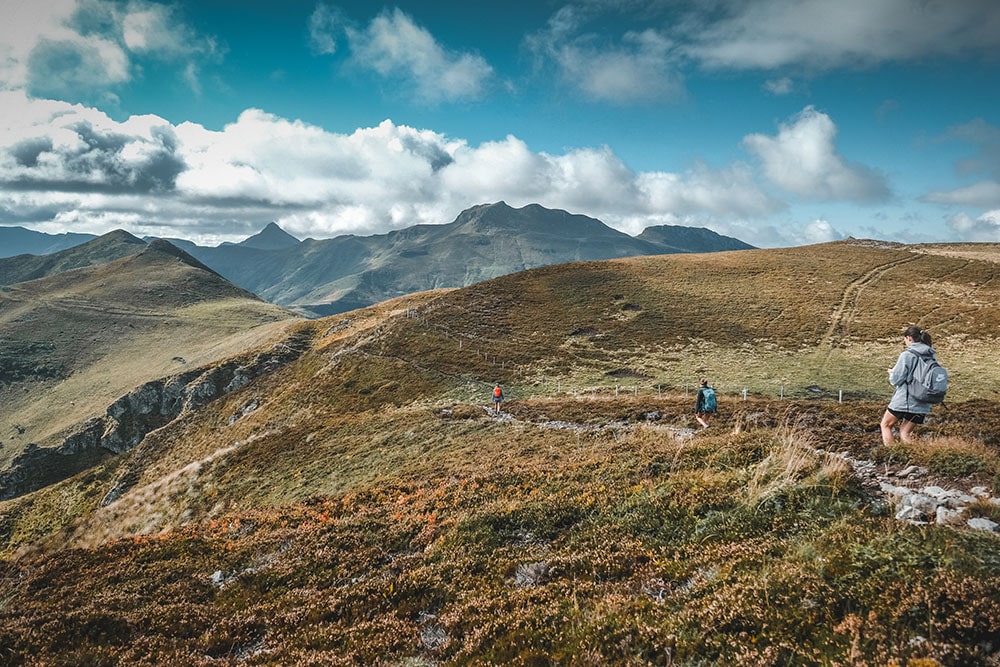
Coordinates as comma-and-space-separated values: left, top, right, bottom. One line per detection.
699, 378, 708, 387
920, 330, 932, 346
903, 325, 923, 341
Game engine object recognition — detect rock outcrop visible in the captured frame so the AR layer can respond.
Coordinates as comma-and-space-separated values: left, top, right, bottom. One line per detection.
0, 328, 314, 501
835, 451, 1000, 532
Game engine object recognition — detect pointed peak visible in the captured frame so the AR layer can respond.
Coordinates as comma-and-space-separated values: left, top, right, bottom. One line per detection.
238, 222, 300, 250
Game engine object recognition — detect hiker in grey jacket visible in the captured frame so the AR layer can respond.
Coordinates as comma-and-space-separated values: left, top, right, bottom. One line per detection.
880, 326, 936, 445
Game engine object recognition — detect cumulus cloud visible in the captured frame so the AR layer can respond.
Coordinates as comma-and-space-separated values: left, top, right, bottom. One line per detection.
344, 8, 493, 103
0, 91, 794, 244
947, 210, 1000, 242
526, 6, 683, 104
685, 0, 1000, 70
742, 106, 890, 202
0, 0, 216, 99
801, 218, 842, 244
528, 0, 1000, 104
0, 91, 184, 193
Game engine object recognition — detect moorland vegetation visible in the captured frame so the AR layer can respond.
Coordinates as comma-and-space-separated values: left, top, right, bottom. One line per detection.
1, 240, 1000, 665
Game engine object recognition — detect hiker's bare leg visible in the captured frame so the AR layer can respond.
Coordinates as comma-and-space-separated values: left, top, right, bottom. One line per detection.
898, 419, 917, 443
696, 413, 709, 429
880, 410, 898, 445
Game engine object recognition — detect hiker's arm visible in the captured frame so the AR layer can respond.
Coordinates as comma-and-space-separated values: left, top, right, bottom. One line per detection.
888, 354, 909, 387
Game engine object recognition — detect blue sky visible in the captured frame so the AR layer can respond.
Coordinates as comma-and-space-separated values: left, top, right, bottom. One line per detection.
1, 0, 999, 247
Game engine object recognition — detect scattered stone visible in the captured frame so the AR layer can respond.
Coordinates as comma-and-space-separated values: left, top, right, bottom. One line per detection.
967, 517, 999, 532
512, 561, 550, 587
879, 482, 910, 501
785, 446, 998, 532
935, 506, 965, 527
901, 493, 938, 516
418, 614, 450, 651
228, 400, 260, 425
921, 485, 948, 499
895, 465, 928, 479
895, 505, 927, 524
209, 570, 230, 587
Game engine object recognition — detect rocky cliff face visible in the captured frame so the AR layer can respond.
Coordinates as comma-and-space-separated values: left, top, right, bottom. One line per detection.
0, 327, 315, 501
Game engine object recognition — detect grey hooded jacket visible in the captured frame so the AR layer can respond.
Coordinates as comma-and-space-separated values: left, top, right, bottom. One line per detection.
887, 341, 937, 414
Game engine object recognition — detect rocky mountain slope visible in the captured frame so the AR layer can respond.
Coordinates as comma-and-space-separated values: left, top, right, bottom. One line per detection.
1, 240, 998, 664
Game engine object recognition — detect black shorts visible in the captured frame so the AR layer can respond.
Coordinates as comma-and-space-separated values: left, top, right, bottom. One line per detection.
888, 408, 925, 424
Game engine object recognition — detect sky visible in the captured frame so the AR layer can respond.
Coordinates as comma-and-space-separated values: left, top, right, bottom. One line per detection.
0, 0, 999, 248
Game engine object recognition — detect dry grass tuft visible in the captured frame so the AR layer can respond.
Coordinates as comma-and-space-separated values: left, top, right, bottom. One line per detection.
744, 421, 849, 505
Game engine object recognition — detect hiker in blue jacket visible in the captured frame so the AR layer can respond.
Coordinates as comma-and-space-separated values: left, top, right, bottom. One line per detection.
880, 326, 936, 445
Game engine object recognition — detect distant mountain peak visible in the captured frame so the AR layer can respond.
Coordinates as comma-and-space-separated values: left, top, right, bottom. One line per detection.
238, 222, 300, 250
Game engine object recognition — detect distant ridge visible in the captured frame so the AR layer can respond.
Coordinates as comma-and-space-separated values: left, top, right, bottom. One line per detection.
637, 224, 755, 253
177, 202, 755, 316
0, 229, 146, 286
0, 225, 96, 258
2, 203, 756, 316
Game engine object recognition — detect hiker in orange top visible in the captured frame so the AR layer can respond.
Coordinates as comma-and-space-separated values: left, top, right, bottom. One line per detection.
492, 384, 504, 414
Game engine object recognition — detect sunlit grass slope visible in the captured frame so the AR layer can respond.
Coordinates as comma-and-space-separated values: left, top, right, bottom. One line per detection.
1, 241, 999, 665
0, 240, 299, 467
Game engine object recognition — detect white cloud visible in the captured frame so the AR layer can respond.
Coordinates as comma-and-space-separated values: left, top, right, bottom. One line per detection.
686, 0, 1000, 70
801, 218, 842, 244
0, 0, 76, 90
308, 3, 341, 56
0, 91, 183, 192
0, 92, 790, 245
527, 8, 683, 104
0, 0, 216, 98
554, 30, 682, 104
346, 8, 493, 103
742, 106, 890, 202
923, 181, 1000, 208
763, 77, 793, 95
947, 210, 1000, 242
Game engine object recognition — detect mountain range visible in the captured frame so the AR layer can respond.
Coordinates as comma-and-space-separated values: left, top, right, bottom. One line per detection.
1, 202, 753, 315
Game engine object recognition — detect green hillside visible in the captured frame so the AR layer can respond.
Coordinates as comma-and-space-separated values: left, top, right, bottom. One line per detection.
0, 237, 299, 472
1, 241, 999, 665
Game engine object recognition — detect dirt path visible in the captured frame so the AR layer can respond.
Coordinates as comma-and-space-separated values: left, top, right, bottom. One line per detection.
823, 255, 919, 346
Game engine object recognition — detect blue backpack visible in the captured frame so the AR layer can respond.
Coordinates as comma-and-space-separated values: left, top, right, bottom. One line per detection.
701, 387, 717, 413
